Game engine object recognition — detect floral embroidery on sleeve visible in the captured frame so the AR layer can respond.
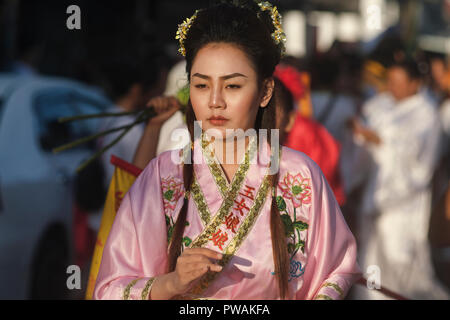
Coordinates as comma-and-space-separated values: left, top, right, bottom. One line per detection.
278, 172, 312, 208
276, 172, 311, 281
161, 176, 191, 248
161, 177, 184, 214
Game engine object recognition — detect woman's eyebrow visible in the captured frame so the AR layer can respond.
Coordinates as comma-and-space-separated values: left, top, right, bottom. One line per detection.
192, 73, 248, 80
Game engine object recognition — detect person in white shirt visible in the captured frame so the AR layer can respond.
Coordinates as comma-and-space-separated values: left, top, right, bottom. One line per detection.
354, 59, 449, 299
150, 60, 189, 157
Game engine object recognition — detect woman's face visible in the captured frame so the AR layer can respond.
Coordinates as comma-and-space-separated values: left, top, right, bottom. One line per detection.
189, 43, 273, 138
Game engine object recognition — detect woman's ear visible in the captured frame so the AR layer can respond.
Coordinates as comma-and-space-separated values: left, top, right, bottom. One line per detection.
260, 78, 275, 108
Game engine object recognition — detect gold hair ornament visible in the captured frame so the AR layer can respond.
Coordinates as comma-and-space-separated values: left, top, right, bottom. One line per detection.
175, 1, 286, 57
257, 1, 286, 56
175, 9, 200, 57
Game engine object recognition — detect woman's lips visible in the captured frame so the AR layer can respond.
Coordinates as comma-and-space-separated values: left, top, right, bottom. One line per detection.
208, 116, 229, 126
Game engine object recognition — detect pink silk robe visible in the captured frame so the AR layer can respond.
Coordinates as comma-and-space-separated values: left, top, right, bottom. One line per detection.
94, 138, 361, 300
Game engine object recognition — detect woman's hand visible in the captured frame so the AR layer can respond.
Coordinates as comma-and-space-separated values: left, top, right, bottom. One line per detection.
149, 248, 223, 300
171, 248, 223, 295
146, 96, 180, 127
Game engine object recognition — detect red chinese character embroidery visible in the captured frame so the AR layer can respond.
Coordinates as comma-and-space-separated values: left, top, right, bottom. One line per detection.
239, 185, 255, 200
233, 197, 250, 216
223, 212, 240, 233
209, 229, 228, 250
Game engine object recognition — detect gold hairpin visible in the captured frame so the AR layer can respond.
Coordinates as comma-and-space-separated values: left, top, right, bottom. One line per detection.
175, 10, 200, 57
257, 1, 286, 56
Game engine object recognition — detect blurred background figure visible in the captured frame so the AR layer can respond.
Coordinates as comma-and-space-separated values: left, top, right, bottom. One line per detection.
307, 43, 366, 216
154, 59, 190, 156
426, 52, 450, 105
8, 25, 43, 76
310, 47, 360, 145
132, 59, 190, 170
95, 51, 172, 187
426, 52, 450, 290
351, 57, 449, 299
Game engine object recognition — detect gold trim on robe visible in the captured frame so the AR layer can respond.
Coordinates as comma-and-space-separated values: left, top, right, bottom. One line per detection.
187, 170, 272, 297
191, 175, 212, 226
191, 169, 270, 296
122, 277, 142, 300
179, 137, 276, 298
189, 137, 257, 248
321, 282, 344, 299
191, 135, 257, 226
141, 277, 156, 300
315, 294, 333, 300
200, 135, 229, 197
200, 134, 257, 198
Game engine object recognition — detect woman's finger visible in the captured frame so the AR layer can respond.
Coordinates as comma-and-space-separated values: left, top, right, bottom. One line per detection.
184, 263, 222, 283
182, 262, 223, 276
182, 248, 223, 260
179, 254, 216, 265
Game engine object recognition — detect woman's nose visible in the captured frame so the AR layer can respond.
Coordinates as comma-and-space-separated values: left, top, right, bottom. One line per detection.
209, 86, 226, 109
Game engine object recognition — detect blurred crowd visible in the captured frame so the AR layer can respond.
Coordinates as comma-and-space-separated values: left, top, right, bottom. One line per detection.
1, 1, 449, 300
271, 36, 450, 300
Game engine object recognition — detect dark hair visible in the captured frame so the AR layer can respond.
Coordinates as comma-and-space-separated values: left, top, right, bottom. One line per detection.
426, 51, 447, 66
99, 54, 162, 101
168, 0, 290, 299
369, 33, 406, 67
388, 58, 422, 80
273, 77, 294, 140
184, 1, 282, 83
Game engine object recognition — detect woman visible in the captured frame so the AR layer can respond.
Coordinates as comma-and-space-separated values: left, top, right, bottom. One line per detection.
94, 0, 360, 300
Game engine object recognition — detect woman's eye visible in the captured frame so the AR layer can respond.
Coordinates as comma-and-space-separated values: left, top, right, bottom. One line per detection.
226, 84, 241, 89
195, 84, 207, 89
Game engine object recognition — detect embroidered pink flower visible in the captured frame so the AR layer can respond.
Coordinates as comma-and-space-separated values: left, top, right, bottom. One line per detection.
161, 177, 184, 214
278, 172, 312, 208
